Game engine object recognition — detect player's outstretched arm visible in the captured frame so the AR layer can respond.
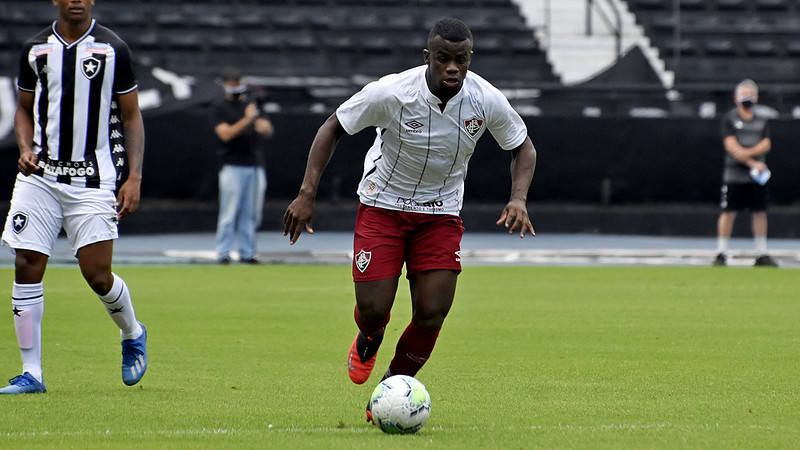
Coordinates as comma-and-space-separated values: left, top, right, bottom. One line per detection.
496, 136, 536, 238
283, 113, 346, 244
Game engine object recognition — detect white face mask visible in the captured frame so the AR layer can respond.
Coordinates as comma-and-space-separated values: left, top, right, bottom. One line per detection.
224, 84, 247, 96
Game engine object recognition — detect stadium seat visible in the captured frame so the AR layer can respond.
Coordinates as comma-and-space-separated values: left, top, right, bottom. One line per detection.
702, 37, 737, 56
744, 38, 778, 56
785, 39, 800, 56
246, 34, 282, 52
273, 11, 305, 30
125, 28, 160, 51
679, 0, 707, 10
714, 0, 748, 10
208, 33, 244, 51
754, 0, 789, 10
660, 37, 698, 57
162, 31, 203, 51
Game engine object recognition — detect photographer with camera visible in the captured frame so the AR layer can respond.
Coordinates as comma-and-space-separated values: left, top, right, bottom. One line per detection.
210, 67, 274, 264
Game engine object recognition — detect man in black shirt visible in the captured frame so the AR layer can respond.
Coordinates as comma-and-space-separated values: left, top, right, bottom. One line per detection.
210, 67, 274, 264
714, 79, 777, 267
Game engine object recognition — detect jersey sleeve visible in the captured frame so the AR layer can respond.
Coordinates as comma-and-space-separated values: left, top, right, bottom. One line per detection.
720, 114, 735, 138
335, 78, 395, 135
483, 87, 528, 151
17, 43, 37, 92
113, 40, 138, 95
210, 102, 230, 127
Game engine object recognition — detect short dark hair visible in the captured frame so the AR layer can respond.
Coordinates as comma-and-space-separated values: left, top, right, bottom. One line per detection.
428, 18, 473, 46
221, 66, 242, 82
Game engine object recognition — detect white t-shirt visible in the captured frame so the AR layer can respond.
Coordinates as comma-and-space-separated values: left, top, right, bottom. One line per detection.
336, 65, 527, 215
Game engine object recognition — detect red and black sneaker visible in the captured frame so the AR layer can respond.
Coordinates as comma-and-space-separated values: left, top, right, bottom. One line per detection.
365, 399, 374, 424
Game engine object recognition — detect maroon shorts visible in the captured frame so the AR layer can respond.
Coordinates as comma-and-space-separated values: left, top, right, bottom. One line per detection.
352, 204, 464, 282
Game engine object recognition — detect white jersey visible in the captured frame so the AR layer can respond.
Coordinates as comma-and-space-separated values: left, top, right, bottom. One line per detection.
336, 65, 527, 215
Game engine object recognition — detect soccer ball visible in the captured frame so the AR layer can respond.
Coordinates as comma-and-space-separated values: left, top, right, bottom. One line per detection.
368, 375, 431, 434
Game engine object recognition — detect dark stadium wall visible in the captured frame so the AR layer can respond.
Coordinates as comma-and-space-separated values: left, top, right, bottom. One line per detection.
164, 113, 797, 206
1, 112, 798, 206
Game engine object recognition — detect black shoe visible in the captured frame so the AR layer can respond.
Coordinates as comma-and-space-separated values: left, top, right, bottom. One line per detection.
241, 257, 260, 265
754, 254, 778, 267
712, 253, 727, 267
218, 258, 230, 265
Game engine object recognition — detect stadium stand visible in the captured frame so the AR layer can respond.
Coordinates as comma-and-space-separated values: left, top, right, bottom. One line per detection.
627, 0, 800, 113
4, 1, 800, 116
1, 1, 557, 107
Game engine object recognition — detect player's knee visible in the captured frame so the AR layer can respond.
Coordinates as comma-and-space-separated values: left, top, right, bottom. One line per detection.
14, 251, 47, 283
412, 310, 448, 330
82, 270, 113, 295
357, 305, 390, 328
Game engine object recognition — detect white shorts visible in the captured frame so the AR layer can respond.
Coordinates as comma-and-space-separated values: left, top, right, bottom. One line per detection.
2, 174, 118, 256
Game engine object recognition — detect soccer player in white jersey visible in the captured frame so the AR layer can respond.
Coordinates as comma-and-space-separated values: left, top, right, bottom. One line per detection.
0, 0, 147, 394
284, 18, 536, 421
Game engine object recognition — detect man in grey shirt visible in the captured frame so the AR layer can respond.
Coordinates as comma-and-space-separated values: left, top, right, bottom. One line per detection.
714, 79, 777, 267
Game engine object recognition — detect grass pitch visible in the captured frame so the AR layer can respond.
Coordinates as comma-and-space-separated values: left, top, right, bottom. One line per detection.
0, 265, 798, 449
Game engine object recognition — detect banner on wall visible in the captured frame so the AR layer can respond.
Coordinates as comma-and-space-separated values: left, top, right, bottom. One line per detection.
0, 65, 218, 148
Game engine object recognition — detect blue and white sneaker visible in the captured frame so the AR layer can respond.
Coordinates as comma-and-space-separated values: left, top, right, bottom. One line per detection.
121, 322, 147, 386
0, 372, 46, 394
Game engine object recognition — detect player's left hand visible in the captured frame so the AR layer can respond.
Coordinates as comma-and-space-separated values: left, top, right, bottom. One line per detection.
496, 200, 535, 238
283, 195, 315, 245
116, 178, 141, 219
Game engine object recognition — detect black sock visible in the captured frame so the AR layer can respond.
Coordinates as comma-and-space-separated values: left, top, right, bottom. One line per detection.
356, 328, 384, 363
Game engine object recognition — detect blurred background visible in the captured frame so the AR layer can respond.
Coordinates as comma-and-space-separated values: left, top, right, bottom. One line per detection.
1, 0, 798, 237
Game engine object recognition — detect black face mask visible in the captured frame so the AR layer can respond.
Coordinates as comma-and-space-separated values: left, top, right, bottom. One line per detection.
739, 96, 756, 109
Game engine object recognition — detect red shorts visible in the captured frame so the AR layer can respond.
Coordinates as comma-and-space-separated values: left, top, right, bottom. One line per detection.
352, 204, 464, 282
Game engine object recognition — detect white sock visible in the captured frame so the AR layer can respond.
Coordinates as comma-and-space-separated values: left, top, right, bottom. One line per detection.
12, 282, 44, 383
754, 234, 768, 254
99, 273, 142, 340
717, 236, 729, 255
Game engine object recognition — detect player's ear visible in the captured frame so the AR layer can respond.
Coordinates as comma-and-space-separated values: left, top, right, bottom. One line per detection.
423, 49, 430, 65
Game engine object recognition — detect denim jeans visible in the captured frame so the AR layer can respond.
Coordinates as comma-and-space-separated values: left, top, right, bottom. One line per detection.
215, 165, 266, 261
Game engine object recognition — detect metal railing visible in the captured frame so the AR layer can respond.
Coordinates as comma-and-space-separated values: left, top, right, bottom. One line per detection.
585, 0, 623, 62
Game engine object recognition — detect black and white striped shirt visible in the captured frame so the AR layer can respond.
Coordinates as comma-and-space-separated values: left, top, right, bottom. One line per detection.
17, 20, 137, 191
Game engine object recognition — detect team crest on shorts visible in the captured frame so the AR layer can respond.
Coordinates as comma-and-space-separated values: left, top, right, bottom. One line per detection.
81, 56, 102, 80
355, 249, 372, 273
464, 116, 484, 137
11, 213, 28, 234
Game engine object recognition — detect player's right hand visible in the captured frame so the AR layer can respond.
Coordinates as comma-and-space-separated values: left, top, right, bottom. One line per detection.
245, 103, 259, 121
18, 150, 39, 176
283, 197, 315, 245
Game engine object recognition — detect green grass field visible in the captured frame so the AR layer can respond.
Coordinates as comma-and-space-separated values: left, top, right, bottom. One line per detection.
0, 265, 797, 449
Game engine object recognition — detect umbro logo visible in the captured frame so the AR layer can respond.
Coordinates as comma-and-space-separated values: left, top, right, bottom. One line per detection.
404, 120, 425, 133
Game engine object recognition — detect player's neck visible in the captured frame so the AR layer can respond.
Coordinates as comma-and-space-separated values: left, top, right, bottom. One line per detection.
55, 18, 92, 44
738, 107, 754, 120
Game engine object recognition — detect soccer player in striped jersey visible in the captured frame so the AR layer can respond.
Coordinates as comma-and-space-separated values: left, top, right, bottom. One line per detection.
284, 18, 537, 420
0, 0, 147, 394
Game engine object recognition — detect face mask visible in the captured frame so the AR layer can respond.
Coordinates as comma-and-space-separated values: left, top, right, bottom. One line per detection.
224, 84, 247, 100
739, 96, 756, 109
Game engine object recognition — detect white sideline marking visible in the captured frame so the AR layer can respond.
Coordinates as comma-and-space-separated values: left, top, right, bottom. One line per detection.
162, 248, 800, 267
